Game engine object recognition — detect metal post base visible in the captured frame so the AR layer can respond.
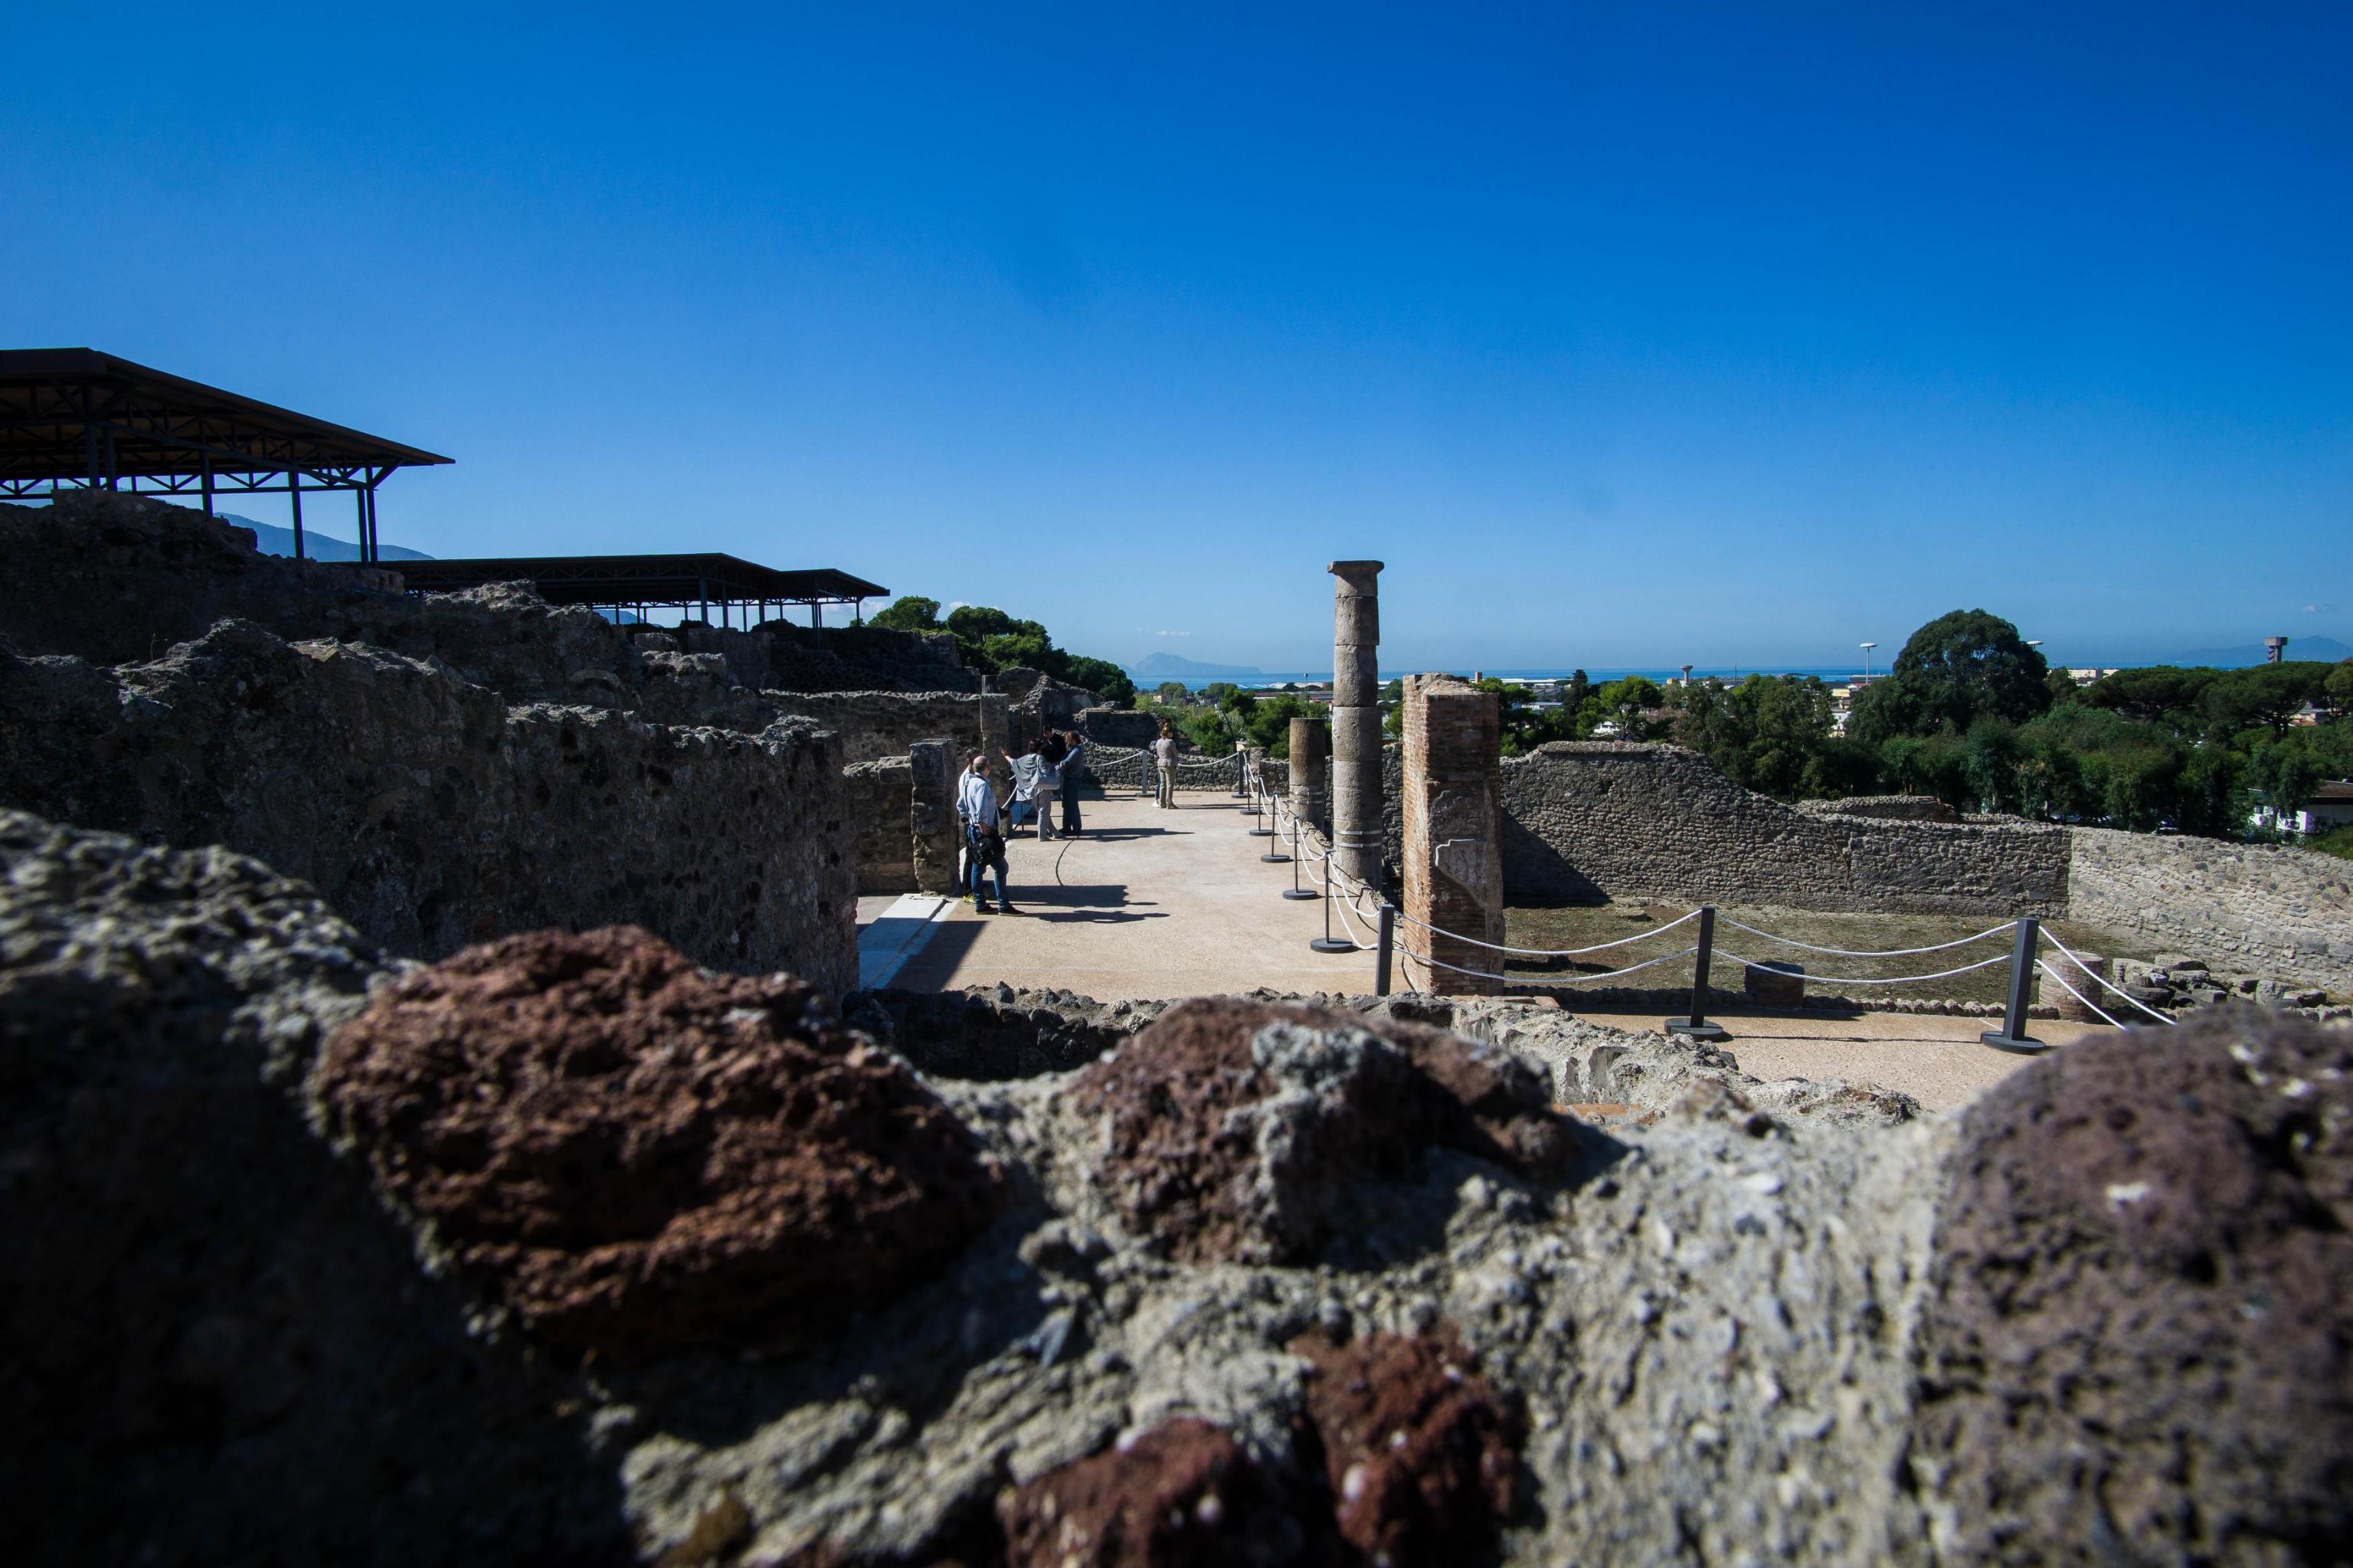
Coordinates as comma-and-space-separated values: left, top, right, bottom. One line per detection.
1310, 938, 1357, 954
1248, 827, 1277, 837
1284, 888, 1320, 901
1664, 1018, 1729, 1042
1261, 850, 1291, 863
1979, 1030, 2048, 1054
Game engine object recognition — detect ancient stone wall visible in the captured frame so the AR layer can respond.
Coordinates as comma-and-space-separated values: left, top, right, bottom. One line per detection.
759, 689, 1012, 768
1080, 706, 1162, 748
846, 757, 917, 893
1401, 676, 1506, 994
2068, 828, 2353, 990
0, 622, 858, 992
1496, 741, 2072, 916
1795, 794, 1959, 823
908, 741, 960, 894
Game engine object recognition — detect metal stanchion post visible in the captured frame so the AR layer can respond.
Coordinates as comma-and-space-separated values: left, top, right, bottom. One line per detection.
1664, 906, 1729, 1041
1248, 769, 1276, 836
1980, 917, 2047, 1052
1376, 904, 1396, 996
1260, 791, 1291, 862
1309, 850, 1354, 954
1283, 813, 1317, 897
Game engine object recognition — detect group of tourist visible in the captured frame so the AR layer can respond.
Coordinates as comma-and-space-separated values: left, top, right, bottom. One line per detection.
954, 729, 1087, 915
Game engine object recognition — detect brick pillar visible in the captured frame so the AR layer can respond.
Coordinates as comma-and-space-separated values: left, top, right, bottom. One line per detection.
1402, 674, 1505, 994
1329, 560, 1384, 889
1288, 715, 1330, 833
908, 741, 960, 895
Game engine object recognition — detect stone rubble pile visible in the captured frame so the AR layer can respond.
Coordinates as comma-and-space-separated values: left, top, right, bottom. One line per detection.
2111, 953, 2346, 1022
8, 805, 2346, 1565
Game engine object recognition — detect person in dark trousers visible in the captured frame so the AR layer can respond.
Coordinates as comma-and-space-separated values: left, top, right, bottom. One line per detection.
1058, 730, 1086, 835
956, 750, 1016, 913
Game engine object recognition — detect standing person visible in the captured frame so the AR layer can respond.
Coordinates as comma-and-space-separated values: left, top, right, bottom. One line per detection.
1153, 722, 1178, 809
1033, 734, 1064, 843
956, 751, 1016, 913
1058, 730, 1086, 836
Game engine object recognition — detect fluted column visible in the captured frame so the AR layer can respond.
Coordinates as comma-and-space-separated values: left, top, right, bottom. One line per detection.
1328, 560, 1384, 888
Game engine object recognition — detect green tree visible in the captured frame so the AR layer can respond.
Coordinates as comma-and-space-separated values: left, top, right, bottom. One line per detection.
1961, 717, 2022, 813
1851, 609, 2052, 745
1154, 680, 1189, 703
2328, 659, 2353, 713
1062, 656, 1134, 705
869, 594, 942, 632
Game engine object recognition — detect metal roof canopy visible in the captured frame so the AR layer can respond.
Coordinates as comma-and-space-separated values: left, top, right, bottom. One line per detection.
394, 553, 889, 630
0, 347, 451, 564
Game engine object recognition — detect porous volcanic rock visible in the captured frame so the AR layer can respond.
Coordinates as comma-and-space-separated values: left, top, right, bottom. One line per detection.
1072, 997, 1582, 1265
998, 1417, 1305, 1568
316, 926, 1003, 1359
1912, 1008, 2353, 1563
0, 810, 633, 1566
1295, 1327, 1523, 1565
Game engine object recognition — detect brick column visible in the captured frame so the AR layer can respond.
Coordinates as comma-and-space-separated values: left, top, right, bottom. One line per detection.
1329, 560, 1384, 889
908, 741, 961, 895
1402, 674, 1505, 994
1288, 715, 1330, 833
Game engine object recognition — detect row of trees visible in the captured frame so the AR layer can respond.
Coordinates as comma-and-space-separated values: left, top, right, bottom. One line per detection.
866, 597, 1135, 705
1494, 609, 2353, 846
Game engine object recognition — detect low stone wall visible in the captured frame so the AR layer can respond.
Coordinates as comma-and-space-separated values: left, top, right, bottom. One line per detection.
2068, 828, 2353, 990
1495, 742, 2071, 916
846, 757, 916, 893
0, 621, 858, 991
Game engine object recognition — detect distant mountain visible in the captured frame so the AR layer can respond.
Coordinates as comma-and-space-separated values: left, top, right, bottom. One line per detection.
1128, 652, 1263, 679
2161, 636, 2350, 668
224, 512, 433, 564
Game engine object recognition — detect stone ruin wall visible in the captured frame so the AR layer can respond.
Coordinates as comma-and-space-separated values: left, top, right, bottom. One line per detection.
2069, 827, 2353, 990
1495, 741, 2073, 918
0, 621, 859, 994
845, 758, 917, 894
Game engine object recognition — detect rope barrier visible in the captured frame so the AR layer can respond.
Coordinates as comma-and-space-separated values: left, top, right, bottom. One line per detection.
1389, 905, 1701, 958
2040, 931, 2178, 1025
2036, 959, 2132, 1030
1712, 949, 2013, 989
1713, 915, 2014, 959
1406, 943, 1704, 986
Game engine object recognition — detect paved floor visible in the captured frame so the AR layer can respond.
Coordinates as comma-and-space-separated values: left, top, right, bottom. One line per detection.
885, 790, 1381, 999
859, 790, 2112, 1110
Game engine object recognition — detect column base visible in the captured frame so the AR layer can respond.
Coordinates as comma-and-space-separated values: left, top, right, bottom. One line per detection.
1979, 1030, 2048, 1054
1310, 938, 1358, 954
1664, 1018, 1729, 1042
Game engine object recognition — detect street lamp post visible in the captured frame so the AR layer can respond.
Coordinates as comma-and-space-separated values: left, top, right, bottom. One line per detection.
1860, 641, 1877, 682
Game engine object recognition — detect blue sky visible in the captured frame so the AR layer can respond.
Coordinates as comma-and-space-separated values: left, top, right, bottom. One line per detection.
8, 3, 2348, 673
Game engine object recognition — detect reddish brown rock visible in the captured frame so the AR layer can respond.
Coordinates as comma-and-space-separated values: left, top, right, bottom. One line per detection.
1072, 997, 1578, 1265
998, 1418, 1304, 1568
1913, 1009, 2353, 1563
1294, 1327, 1523, 1564
316, 926, 1001, 1360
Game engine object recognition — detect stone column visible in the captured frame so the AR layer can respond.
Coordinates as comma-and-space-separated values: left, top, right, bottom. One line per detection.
907, 741, 961, 895
1288, 715, 1330, 833
1329, 560, 1385, 889
1402, 674, 1505, 994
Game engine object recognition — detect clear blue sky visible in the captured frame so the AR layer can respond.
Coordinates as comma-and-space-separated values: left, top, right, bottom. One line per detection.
9, 2, 2348, 673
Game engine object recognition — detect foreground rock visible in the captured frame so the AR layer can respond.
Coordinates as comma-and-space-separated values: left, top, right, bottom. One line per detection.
1913, 1010, 2353, 1563
318, 926, 1003, 1360
9, 807, 2347, 1565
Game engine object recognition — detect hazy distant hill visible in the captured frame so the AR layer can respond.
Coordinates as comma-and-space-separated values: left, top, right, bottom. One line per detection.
1128, 651, 1262, 679
2163, 636, 2349, 667
224, 512, 433, 563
